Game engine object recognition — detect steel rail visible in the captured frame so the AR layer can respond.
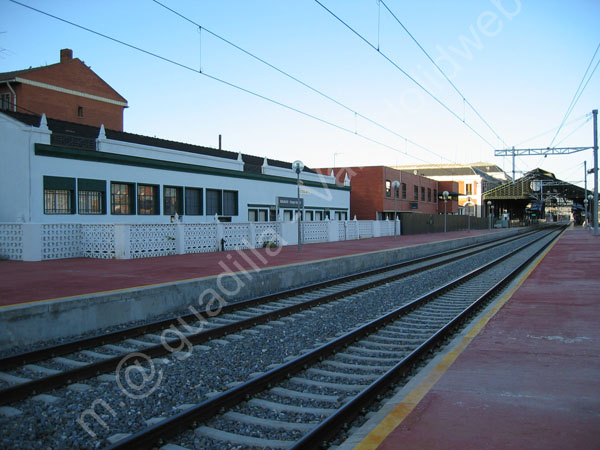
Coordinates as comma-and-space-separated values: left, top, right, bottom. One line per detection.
107, 227, 563, 449
291, 226, 566, 449
0, 228, 537, 371
0, 228, 540, 406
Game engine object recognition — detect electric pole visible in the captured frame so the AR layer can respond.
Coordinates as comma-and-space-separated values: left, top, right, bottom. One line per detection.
593, 109, 598, 236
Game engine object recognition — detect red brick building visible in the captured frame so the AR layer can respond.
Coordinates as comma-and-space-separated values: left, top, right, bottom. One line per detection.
316, 166, 458, 219
437, 180, 460, 215
0, 49, 127, 130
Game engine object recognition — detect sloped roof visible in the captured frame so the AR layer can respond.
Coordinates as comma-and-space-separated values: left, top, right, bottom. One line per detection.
483, 168, 589, 201
0, 57, 127, 104
396, 162, 507, 179
411, 167, 476, 176
472, 166, 504, 184
0, 67, 41, 82
2, 110, 315, 174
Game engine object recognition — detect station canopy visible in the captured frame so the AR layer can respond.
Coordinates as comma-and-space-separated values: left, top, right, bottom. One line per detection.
483, 168, 590, 202
482, 168, 592, 221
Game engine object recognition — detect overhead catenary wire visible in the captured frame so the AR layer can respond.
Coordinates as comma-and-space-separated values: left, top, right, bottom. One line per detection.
313, 0, 497, 150
555, 115, 592, 147
569, 57, 600, 116
379, 0, 508, 148
516, 113, 588, 146
8, 0, 434, 164
548, 41, 600, 147
150, 0, 451, 162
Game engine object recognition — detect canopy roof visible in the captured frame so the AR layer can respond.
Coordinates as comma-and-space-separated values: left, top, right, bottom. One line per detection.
483, 168, 591, 201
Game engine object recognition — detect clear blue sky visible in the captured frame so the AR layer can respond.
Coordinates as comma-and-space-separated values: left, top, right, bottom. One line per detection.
2, 0, 599, 188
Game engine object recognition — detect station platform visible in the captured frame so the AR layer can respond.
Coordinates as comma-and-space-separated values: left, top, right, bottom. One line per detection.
0, 229, 498, 308
348, 227, 600, 450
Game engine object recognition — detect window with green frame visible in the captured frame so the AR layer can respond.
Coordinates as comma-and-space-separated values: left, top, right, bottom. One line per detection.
138, 184, 159, 215
206, 189, 222, 216
78, 178, 106, 214
111, 182, 135, 215
223, 190, 238, 216
184, 187, 203, 215
43, 176, 75, 214
164, 186, 183, 215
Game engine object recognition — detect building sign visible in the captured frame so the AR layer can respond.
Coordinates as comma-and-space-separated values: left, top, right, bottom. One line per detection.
278, 196, 304, 208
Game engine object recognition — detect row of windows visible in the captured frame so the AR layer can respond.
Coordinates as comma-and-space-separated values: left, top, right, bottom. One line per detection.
42, 176, 238, 216
280, 210, 347, 221
385, 180, 437, 202
247, 208, 347, 222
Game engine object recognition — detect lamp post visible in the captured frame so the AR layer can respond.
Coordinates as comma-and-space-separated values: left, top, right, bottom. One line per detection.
487, 200, 492, 230
584, 198, 589, 228
292, 160, 304, 252
442, 191, 449, 232
588, 194, 594, 231
392, 180, 400, 240
465, 196, 473, 232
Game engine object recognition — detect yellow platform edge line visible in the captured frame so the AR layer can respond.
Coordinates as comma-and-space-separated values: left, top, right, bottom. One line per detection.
353, 231, 563, 450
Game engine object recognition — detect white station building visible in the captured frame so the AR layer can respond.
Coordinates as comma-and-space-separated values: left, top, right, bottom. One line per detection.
0, 110, 350, 225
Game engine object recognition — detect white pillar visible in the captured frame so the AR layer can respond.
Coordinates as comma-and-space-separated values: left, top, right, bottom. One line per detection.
216, 222, 225, 251
327, 220, 340, 242
281, 220, 298, 245
114, 224, 131, 259
248, 222, 257, 248
175, 223, 185, 255
22, 224, 42, 261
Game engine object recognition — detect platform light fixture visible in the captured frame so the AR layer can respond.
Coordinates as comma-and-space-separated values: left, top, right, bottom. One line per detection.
292, 160, 304, 252
487, 200, 493, 230
443, 191, 449, 232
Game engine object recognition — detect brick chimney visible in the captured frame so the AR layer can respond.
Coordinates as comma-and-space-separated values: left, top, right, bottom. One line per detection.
60, 48, 73, 63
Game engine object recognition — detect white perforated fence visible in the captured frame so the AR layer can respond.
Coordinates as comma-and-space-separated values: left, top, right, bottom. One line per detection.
254, 222, 282, 248
129, 224, 177, 258
337, 221, 346, 241
81, 224, 115, 259
0, 224, 24, 260
0, 219, 400, 261
358, 221, 374, 238
184, 223, 218, 254
302, 221, 329, 243
345, 221, 359, 240
380, 220, 395, 236
41, 224, 82, 260
222, 223, 252, 251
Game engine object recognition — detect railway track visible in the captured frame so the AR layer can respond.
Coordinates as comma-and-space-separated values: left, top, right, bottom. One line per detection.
105, 226, 564, 449
0, 229, 538, 406
0, 226, 563, 449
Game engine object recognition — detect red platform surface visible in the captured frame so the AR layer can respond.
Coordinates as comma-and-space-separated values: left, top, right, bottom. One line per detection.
0, 230, 496, 307
374, 228, 600, 450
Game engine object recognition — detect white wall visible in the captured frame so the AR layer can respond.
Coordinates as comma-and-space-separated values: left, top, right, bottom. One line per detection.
1, 113, 349, 224
0, 114, 51, 222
